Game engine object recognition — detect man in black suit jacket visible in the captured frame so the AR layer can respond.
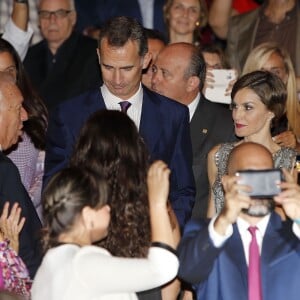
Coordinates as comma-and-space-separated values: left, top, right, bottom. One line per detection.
0, 74, 42, 278
24, 0, 101, 111
152, 42, 236, 219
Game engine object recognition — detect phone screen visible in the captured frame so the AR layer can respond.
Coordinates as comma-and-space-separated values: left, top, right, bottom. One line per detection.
236, 169, 282, 198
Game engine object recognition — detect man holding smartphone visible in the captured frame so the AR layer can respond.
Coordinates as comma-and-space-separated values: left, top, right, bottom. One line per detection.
178, 142, 300, 300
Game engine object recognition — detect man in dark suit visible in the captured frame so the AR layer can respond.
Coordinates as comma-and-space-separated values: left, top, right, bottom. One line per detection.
178, 142, 300, 300
0, 73, 42, 278
152, 42, 235, 219
44, 16, 195, 230
23, 0, 101, 111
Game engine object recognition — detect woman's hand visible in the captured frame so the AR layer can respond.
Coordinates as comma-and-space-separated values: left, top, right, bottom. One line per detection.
273, 130, 297, 149
147, 160, 170, 207
0, 202, 25, 253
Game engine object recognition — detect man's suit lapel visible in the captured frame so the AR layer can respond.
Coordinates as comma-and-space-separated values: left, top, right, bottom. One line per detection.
84, 89, 106, 117
226, 224, 248, 291
139, 89, 162, 156
190, 99, 214, 153
261, 213, 300, 274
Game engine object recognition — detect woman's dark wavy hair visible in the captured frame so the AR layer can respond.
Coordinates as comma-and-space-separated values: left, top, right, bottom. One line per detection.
70, 110, 151, 258
0, 38, 48, 149
42, 166, 108, 250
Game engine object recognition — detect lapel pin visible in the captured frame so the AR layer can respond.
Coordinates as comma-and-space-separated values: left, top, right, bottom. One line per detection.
202, 128, 208, 134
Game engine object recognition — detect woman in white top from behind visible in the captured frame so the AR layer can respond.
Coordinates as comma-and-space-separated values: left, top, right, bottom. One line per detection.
31, 161, 178, 300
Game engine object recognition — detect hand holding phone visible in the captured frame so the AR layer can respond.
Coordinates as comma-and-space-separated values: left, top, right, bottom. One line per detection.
204, 69, 237, 104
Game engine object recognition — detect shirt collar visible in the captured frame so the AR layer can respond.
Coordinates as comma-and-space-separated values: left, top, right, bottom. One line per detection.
187, 93, 201, 121
101, 83, 143, 106
237, 214, 270, 237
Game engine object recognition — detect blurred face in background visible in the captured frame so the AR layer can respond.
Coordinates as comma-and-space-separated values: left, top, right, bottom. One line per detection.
261, 52, 288, 85
38, 0, 76, 52
0, 52, 17, 82
142, 38, 165, 89
202, 52, 223, 70
167, 0, 201, 35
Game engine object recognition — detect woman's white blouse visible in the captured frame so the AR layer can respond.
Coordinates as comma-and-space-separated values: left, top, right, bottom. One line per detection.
31, 244, 178, 300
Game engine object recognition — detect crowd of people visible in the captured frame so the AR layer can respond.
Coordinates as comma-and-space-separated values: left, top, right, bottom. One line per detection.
0, 0, 300, 299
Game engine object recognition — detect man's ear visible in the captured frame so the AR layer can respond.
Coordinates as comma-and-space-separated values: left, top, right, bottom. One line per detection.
81, 206, 94, 230
268, 111, 275, 121
187, 76, 200, 93
142, 52, 152, 70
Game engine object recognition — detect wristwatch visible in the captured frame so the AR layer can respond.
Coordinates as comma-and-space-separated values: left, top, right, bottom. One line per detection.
15, 0, 28, 3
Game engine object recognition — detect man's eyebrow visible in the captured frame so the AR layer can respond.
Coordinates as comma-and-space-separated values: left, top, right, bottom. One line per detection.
120, 65, 134, 69
101, 63, 134, 69
101, 63, 112, 67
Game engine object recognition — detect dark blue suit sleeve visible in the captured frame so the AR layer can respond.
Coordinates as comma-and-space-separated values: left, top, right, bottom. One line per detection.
169, 108, 195, 229
177, 219, 222, 285
0, 157, 42, 279
43, 106, 74, 187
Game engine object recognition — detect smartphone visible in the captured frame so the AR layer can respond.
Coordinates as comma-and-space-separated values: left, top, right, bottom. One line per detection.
204, 69, 236, 104
235, 169, 283, 198
212, 69, 236, 85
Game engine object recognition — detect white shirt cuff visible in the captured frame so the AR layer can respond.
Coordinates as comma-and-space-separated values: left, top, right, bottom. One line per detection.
208, 214, 233, 248
292, 222, 300, 239
2, 18, 33, 61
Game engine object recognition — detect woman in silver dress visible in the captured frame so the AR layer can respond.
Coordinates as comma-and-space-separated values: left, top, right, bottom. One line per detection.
207, 70, 296, 217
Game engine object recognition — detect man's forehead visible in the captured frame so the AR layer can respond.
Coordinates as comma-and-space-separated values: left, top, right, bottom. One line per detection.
39, 0, 70, 9
100, 38, 140, 52
157, 48, 189, 68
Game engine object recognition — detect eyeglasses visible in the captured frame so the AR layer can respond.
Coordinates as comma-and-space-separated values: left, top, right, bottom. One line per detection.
38, 9, 72, 20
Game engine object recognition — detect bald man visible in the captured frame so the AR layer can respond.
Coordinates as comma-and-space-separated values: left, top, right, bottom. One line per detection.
178, 142, 300, 300
152, 42, 235, 219
0, 73, 42, 278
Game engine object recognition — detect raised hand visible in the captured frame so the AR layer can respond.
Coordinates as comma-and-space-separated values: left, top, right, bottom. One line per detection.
0, 202, 25, 253
214, 174, 252, 235
147, 160, 170, 207
273, 130, 297, 149
274, 169, 300, 222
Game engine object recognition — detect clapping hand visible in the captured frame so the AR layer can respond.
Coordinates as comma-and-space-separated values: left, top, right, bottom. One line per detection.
0, 202, 25, 253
